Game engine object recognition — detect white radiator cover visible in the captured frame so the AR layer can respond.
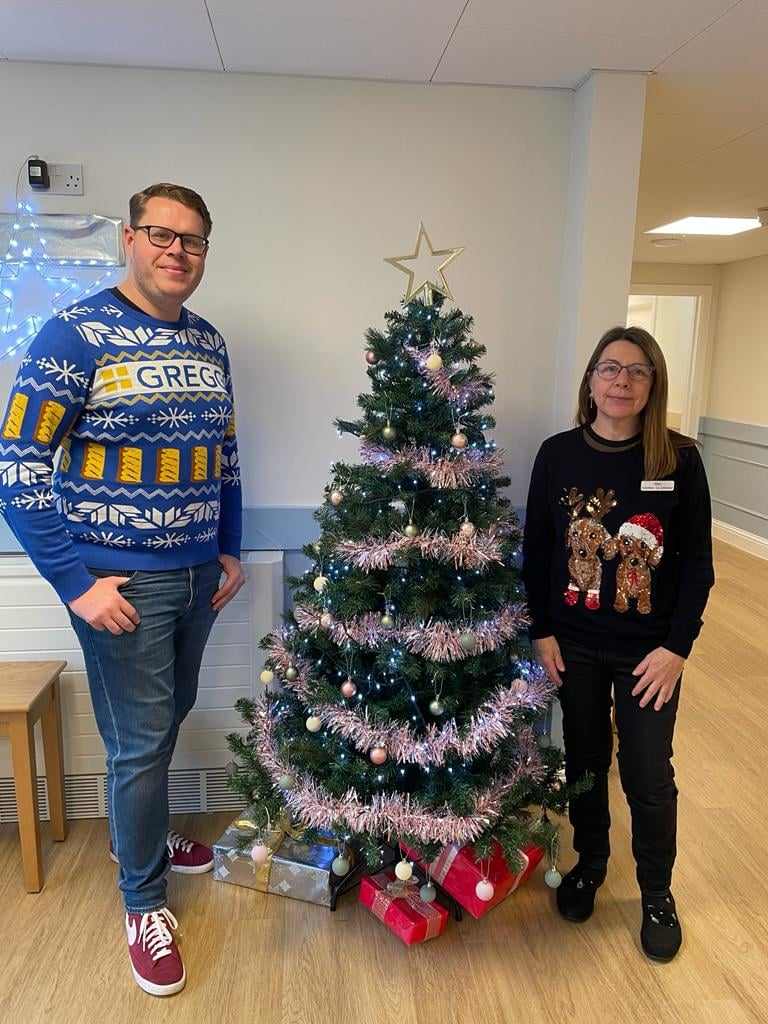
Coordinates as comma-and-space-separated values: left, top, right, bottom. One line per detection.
0, 552, 281, 821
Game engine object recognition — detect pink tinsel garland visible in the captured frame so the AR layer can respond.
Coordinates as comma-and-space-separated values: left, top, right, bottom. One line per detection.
359, 442, 505, 489
263, 635, 554, 767
334, 525, 512, 572
292, 602, 529, 662
253, 700, 545, 845
403, 343, 494, 407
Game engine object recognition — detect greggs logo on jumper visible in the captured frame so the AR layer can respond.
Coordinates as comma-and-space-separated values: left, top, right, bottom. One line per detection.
90, 360, 227, 403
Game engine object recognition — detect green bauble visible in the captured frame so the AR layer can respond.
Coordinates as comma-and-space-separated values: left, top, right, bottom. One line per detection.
382, 424, 397, 441
420, 883, 437, 903
285, 666, 299, 681
404, 523, 420, 538
331, 855, 350, 876
381, 613, 394, 628
429, 699, 445, 716
459, 631, 476, 652
277, 773, 295, 791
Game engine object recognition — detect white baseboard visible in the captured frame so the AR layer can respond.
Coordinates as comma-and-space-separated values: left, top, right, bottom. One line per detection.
712, 519, 768, 561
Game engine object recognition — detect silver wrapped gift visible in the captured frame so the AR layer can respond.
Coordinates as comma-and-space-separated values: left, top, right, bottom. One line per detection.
212, 811, 350, 907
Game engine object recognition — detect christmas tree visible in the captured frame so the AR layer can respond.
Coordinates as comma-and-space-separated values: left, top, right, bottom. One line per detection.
228, 251, 574, 894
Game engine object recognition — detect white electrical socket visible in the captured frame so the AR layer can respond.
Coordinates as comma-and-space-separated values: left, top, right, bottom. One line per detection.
49, 163, 84, 196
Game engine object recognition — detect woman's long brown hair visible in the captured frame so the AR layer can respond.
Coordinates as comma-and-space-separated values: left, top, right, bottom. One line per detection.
576, 325, 697, 479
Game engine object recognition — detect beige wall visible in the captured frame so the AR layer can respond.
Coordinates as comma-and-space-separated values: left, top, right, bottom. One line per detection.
631, 262, 720, 287
708, 255, 768, 426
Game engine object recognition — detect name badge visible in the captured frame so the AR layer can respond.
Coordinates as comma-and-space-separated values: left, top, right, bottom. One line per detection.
641, 480, 675, 492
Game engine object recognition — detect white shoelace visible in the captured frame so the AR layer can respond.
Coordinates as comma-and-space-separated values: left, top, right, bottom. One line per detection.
138, 908, 179, 962
167, 830, 194, 855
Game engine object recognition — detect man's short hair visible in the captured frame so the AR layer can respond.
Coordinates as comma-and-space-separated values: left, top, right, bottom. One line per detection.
129, 183, 212, 238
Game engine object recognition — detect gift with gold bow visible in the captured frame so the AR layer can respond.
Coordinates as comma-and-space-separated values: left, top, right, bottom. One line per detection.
212, 806, 352, 907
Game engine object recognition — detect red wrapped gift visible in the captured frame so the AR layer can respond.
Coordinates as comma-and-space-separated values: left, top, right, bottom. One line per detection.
402, 841, 543, 919
359, 870, 449, 945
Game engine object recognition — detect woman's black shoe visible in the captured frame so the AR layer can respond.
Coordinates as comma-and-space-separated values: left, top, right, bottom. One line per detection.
556, 865, 606, 923
641, 892, 682, 962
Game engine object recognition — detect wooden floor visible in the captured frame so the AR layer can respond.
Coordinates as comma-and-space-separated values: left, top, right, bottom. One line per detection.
1, 540, 766, 1024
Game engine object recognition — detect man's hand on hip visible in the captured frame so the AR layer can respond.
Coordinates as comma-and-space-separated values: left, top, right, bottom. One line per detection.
68, 577, 141, 635
213, 554, 245, 612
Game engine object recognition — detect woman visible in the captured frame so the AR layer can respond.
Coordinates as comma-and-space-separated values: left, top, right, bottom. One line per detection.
522, 325, 714, 962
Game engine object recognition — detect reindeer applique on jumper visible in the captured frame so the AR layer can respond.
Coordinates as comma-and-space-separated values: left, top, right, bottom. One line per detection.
612, 512, 664, 614
561, 487, 618, 611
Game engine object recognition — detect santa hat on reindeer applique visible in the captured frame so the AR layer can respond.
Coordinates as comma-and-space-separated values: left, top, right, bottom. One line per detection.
619, 512, 664, 555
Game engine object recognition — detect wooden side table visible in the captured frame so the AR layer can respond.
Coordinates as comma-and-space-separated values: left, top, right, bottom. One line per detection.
0, 660, 68, 891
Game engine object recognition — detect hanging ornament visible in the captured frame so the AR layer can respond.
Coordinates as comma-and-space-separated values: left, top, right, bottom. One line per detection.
331, 855, 350, 876
420, 882, 437, 903
365, 349, 379, 366
381, 612, 394, 628
277, 773, 295, 791
459, 520, 476, 537
312, 541, 322, 553
475, 879, 495, 902
259, 668, 274, 685
404, 522, 420, 539
330, 490, 344, 507
313, 574, 328, 593
382, 422, 397, 441
395, 859, 413, 881
305, 716, 322, 733
451, 432, 468, 449
459, 631, 476, 653
251, 843, 271, 865
320, 611, 334, 629
369, 746, 387, 765
429, 698, 445, 716
425, 351, 443, 372
544, 868, 562, 889
341, 678, 357, 698
285, 666, 299, 681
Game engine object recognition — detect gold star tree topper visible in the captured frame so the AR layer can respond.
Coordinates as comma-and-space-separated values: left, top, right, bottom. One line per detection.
385, 223, 464, 304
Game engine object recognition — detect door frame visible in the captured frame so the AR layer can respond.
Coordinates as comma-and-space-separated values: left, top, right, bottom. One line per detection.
627, 282, 715, 438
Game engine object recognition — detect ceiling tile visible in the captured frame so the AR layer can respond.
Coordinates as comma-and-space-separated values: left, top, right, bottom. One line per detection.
208, 0, 465, 80
2, 0, 221, 70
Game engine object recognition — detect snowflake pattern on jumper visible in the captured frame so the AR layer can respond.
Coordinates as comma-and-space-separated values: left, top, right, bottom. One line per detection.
0, 289, 242, 598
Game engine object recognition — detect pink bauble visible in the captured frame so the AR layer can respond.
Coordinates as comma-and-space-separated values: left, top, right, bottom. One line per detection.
320, 612, 334, 629
251, 843, 270, 865
451, 432, 468, 449
341, 679, 357, 698
459, 520, 476, 537
370, 747, 387, 765
475, 879, 495, 902
365, 350, 378, 365
330, 490, 344, 507
510, 678, 528, 697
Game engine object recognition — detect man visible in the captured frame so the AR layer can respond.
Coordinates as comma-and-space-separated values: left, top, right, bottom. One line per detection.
0, 183, 244, 996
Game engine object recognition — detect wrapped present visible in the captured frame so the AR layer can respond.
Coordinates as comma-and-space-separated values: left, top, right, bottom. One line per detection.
359, 870, 449, 945
212, 808, 351, 907
402, 840, 543, 919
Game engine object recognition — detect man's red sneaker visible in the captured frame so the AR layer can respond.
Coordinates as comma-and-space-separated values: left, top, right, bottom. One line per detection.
125, 908, 185, 997
110, 830, 214, 874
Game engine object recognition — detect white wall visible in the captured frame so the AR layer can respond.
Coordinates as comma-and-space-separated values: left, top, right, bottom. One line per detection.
708, 254, 768, 427
0, 61, 574, 505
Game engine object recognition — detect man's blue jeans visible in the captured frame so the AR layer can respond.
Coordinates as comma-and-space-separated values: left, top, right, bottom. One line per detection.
68, 560, 221, 913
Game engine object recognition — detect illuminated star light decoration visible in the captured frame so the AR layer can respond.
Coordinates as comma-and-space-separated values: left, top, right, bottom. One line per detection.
384, 222, 464, 304
0, 202, 122, 360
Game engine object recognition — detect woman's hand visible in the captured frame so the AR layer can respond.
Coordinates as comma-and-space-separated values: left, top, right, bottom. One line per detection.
631, 647, 685, 710
533, 635, 565, 687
